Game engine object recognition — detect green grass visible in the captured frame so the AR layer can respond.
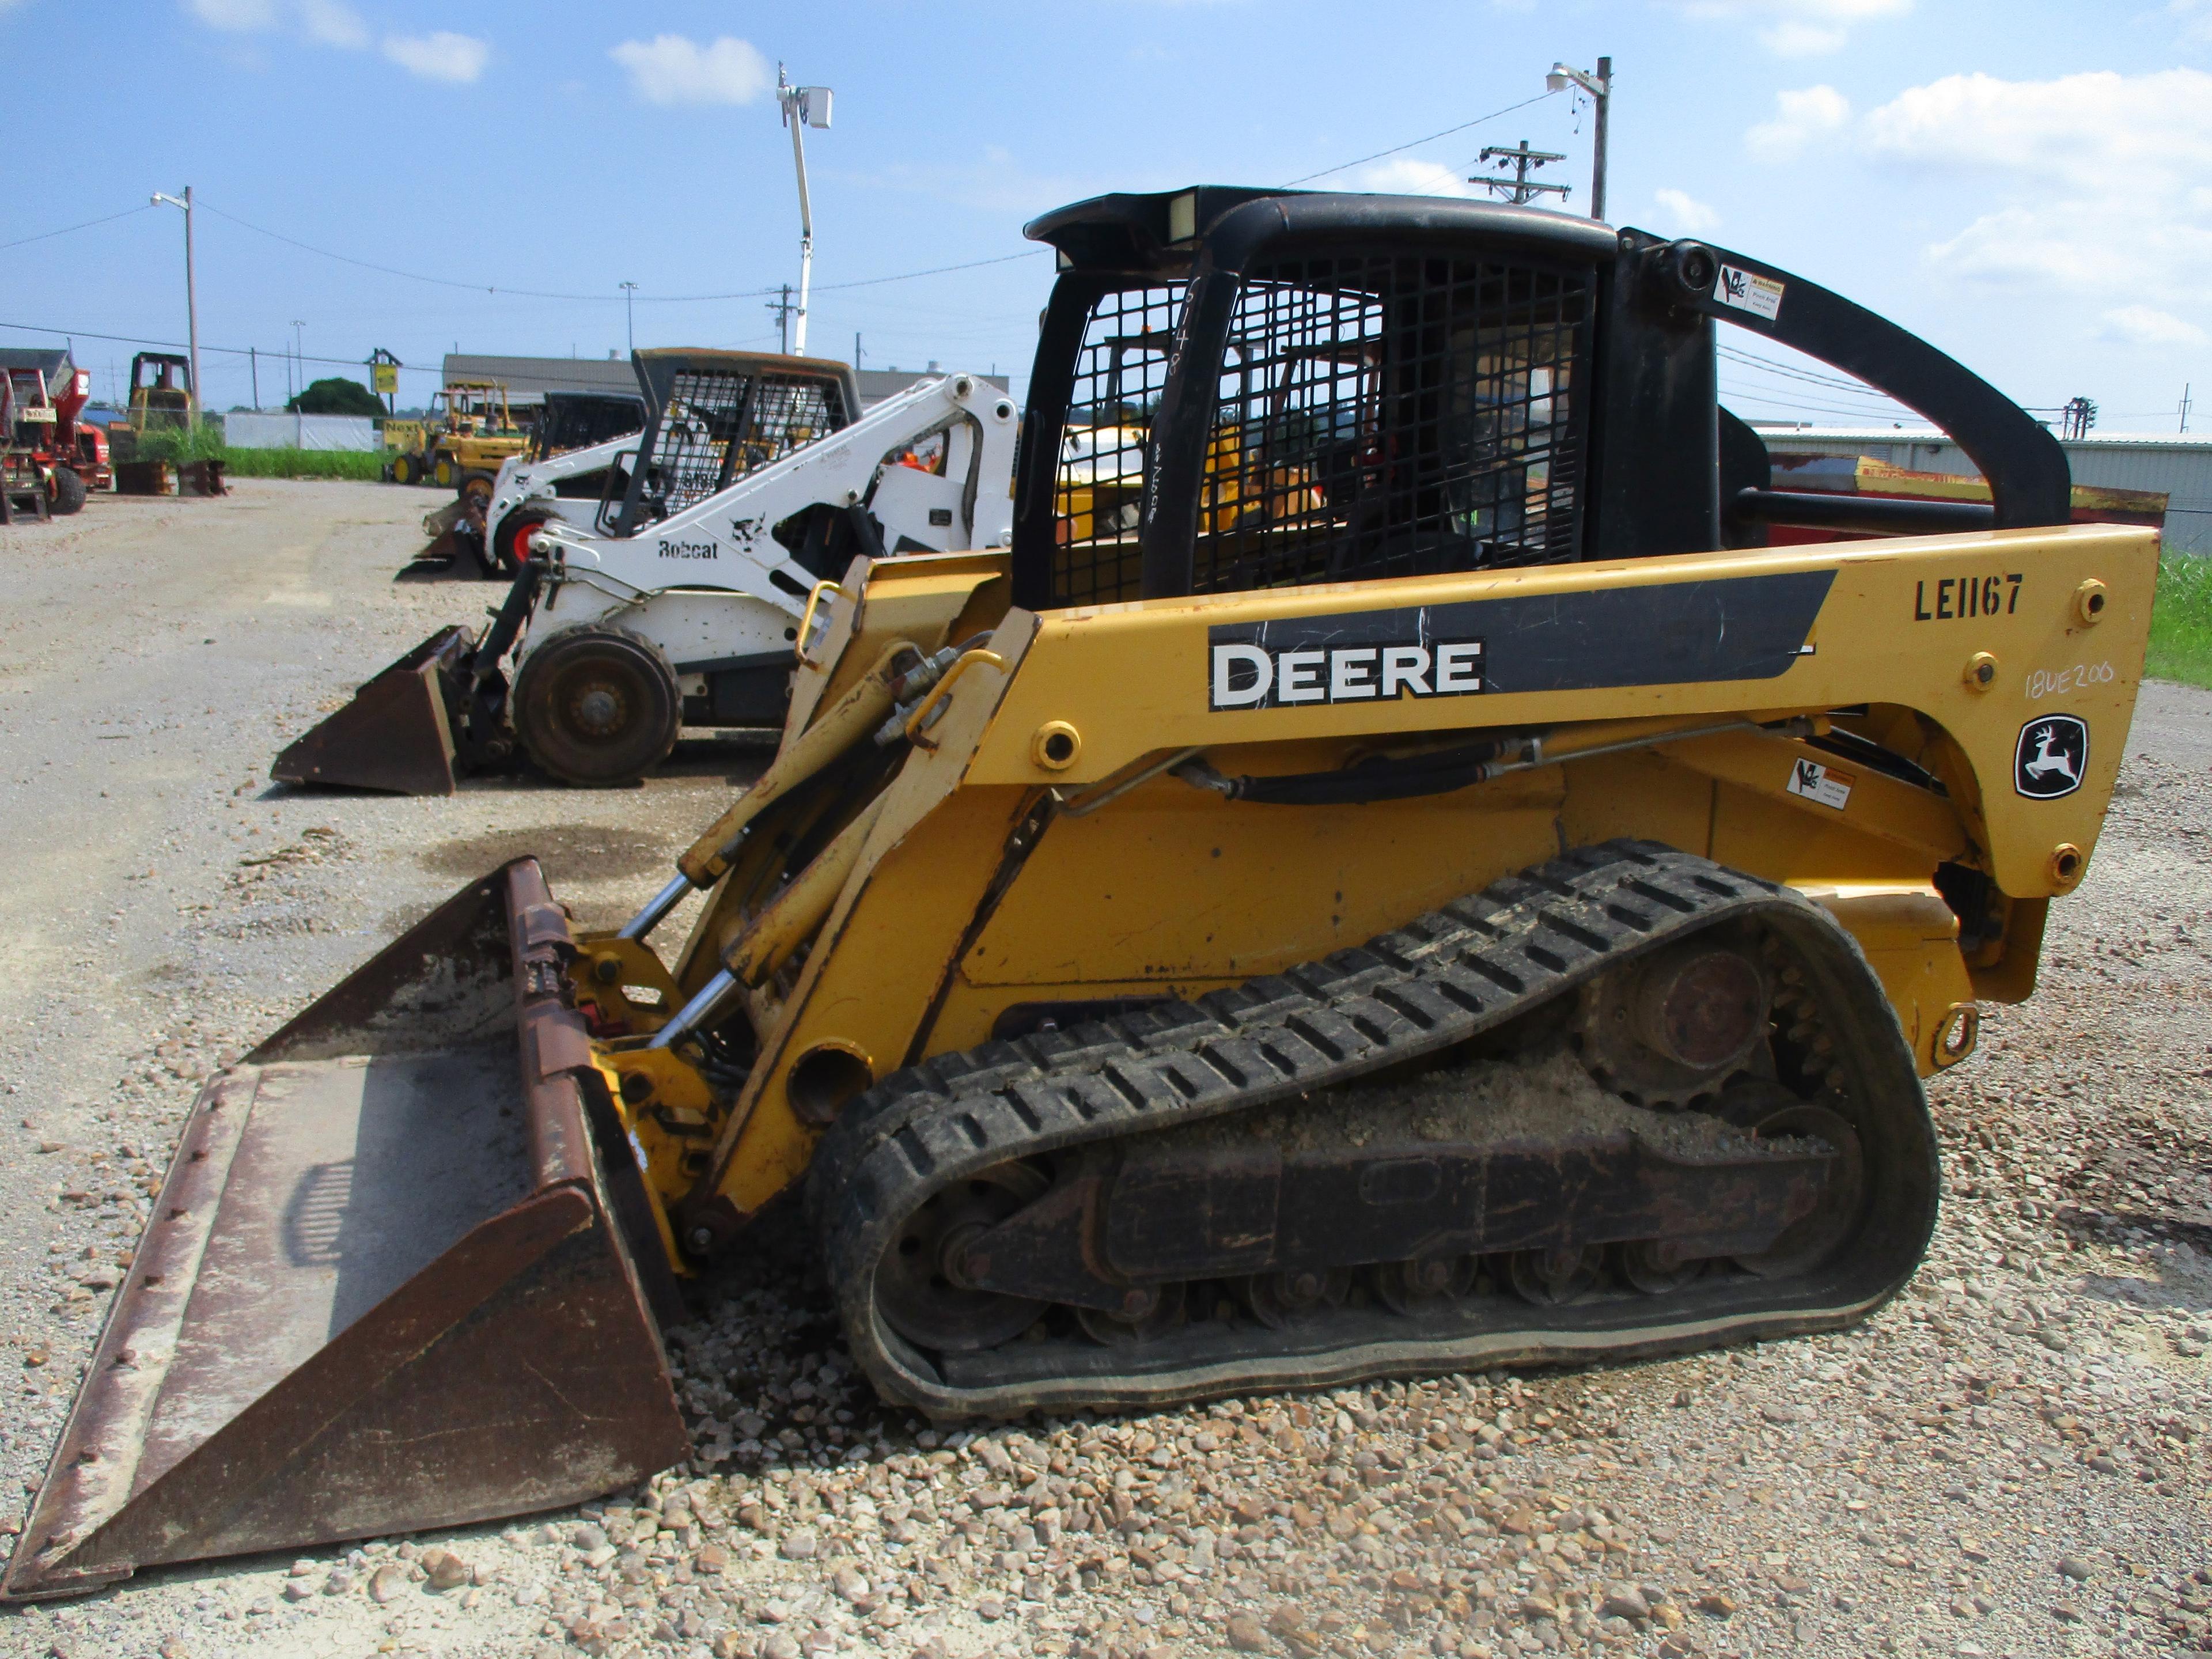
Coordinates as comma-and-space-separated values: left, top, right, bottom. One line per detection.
215, 446, 387, 480
2147, 554, 2212, 690
122, 426, 387, 481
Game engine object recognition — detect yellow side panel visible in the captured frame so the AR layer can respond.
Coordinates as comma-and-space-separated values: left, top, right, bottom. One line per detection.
958, 779, 1562, 998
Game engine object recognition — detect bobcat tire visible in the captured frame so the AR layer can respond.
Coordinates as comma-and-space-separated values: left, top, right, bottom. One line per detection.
512, 625, 681, 787
491, 502, 559, 579
392, 453, 418, 486
48, 467, 86, 515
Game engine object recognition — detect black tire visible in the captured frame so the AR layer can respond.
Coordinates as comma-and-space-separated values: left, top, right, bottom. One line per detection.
47, 467, 86, 515
491, 502, 559, 579
392, 453, 418, 486
512, 625, 681, 787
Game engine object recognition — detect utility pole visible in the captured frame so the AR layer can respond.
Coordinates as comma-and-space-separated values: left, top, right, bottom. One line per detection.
1546, 57, 1613, 221
249, 346, 259, 411
291, 321, 306, 407
767, 286, 794, 355
149, 185, 199, 424
620, 281, 638, 354
2182, 383, 2194, 435
1472, 141, 1570, 206
2060, 396, 2097, 441
854, 332, 863, 372
777, 66, 833, 356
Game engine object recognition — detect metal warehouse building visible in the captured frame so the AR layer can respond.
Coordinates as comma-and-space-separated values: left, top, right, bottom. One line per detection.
440, 354, 641, 408
1756, 426, 2212, 554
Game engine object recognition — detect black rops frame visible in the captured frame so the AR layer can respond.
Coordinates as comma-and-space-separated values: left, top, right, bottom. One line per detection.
609, 351, 864, 539
1008, 189, 2071, 611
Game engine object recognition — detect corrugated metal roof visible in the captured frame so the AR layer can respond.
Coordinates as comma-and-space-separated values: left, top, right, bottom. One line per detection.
440, 354, 642, 404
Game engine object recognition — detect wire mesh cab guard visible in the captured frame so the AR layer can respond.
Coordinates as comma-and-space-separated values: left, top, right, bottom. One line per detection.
1009, 188, 2070, 612
611, 350, 863, 537
532, 391, 647, 461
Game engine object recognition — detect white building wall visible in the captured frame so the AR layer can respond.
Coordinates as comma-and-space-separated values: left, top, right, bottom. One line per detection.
224, 413, 380, 451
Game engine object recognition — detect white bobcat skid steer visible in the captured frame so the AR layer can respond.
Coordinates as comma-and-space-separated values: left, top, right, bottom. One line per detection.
273, 370, 1015, 792
516, 372, 1016, 781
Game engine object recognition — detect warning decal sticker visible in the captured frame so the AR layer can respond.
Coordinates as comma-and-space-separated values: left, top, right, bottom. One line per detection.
1715, 263, 1786, 323
1784, 757, 1854, 810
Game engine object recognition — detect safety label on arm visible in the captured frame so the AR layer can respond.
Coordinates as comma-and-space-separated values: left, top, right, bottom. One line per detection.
1784, 757, 1853, 809
1715, 264, 1785, 322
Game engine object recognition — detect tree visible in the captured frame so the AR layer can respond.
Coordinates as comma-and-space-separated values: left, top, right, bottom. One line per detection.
289, 377, 384, 418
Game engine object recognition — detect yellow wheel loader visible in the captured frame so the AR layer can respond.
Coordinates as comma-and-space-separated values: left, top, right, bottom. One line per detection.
6, 186, 2157, 1596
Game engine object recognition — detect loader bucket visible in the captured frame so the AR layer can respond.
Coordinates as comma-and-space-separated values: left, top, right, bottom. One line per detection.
1, 861, 689, 1599
270, 624, 472, 796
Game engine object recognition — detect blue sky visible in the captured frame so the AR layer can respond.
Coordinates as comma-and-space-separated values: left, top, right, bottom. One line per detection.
4, 0, 2209, 431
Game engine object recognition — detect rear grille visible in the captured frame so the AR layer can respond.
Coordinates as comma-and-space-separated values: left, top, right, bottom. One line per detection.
1192, 251, 1591, 594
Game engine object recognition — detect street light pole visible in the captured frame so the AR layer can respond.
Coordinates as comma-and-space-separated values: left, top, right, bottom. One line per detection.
620, 281, 638, 354
149, 185, 199, 423
777, 66, 832, 357
1545, 57, 1613, 222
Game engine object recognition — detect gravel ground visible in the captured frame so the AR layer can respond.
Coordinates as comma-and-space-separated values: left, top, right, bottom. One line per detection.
0, 482, 2205, 1659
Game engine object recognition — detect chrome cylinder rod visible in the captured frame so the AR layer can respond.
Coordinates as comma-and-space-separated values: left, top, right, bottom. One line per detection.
649, 968, 740, 1051
618, 874, 694, 942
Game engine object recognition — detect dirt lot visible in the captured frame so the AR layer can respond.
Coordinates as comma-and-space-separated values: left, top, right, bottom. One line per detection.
0, 480, 2205, 1659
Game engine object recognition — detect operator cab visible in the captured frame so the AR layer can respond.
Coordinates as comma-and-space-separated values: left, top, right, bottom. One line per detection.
1009, 187, 2070, 613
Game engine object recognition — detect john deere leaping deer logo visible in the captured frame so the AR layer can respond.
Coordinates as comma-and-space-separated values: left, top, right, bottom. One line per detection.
2014, 714, 2088, 800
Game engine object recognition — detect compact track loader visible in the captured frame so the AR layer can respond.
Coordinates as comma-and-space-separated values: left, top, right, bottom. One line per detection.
271, 359, 1014, 793
8, 187, 2156, 1597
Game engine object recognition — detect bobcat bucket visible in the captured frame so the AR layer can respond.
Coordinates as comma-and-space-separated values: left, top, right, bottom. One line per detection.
1, 861, 688, 1599
270, 625, 473, 796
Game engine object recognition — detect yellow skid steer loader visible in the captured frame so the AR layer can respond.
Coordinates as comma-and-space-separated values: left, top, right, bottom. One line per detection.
6, 186, 2155, 1596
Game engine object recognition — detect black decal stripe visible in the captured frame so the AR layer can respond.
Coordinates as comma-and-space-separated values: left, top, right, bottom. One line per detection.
1209, 570, 1836, 694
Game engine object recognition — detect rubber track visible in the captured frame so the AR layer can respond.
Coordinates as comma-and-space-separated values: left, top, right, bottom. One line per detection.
812, 839, 1936, 1418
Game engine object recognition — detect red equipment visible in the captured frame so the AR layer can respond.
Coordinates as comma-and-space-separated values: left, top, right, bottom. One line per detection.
1, 349, 109, 513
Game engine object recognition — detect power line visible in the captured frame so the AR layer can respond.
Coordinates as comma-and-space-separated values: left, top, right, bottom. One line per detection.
1719, 385, 1930, 425
199, 199, 1043, 305
0, 319, 445, 376
0, 203, 158, 253
1717, 344, 1900, 400
1281, 89, 1565, 187
1720, 363, 1908, 416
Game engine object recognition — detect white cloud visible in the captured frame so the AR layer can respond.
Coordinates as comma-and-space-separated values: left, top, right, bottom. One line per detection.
611, 34, 772, 106
297, 0, 364, 48
382, 31, 488, 83
1864, 69, 2212, 195
2100, 305, 2210, 349
1745, 85, 1850, 160
1353, 158, 1485, 200
1680, 0, 1910, 55
1651, 188, 1721, 236
185, 0, 279, 26
1855, 67, 2212, 359
1760, 19, 1845, 55
180, 0, 490, 78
